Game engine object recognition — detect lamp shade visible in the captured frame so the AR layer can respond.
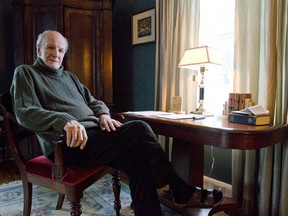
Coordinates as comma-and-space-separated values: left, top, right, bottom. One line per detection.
178, 46, 224, 69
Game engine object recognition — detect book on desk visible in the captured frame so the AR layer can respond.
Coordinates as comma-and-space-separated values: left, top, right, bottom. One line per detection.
228, 113, 270, 125
228, 104, 270, 126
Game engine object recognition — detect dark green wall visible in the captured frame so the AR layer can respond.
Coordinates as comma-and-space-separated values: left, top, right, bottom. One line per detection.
204, 146, 232, 183
112, 0, 156, 112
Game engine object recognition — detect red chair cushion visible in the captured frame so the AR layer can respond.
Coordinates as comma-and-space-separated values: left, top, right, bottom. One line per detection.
25, 156, 105, 186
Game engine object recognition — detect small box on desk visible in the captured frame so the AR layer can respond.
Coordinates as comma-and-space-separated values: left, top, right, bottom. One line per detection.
228, 113, 270, 125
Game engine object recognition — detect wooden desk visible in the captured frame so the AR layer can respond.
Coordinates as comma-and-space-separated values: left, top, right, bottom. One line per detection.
122, 114, 288, 187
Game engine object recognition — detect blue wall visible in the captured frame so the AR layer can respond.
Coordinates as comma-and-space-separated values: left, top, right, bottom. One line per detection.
112, 0, 156, 112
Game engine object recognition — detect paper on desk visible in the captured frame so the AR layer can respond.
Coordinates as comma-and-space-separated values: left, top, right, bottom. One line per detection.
125, 111, 205, 120
155, 114, 206, 120
232, 104, 269, 116
125, 111, 173, 116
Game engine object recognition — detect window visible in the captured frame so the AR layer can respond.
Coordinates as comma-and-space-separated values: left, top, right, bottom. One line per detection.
199, 0, 235, 115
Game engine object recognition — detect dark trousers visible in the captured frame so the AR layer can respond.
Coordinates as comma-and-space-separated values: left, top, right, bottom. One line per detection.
61, 120, 179, 216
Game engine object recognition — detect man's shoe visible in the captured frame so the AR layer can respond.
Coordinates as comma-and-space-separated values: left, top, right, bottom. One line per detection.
174, 187, 223, 208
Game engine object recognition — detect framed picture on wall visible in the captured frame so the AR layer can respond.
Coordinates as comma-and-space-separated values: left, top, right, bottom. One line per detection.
132, 8, 156, 45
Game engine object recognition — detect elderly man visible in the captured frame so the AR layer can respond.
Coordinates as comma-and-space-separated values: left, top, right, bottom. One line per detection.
10, 30, 222, 216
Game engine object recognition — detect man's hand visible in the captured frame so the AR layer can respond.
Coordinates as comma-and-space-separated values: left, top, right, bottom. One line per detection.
64, 120, 88, 150
99, 114, 122, 132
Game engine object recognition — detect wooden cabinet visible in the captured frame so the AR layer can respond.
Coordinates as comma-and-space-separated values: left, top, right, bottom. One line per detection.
12, 0, 114, 107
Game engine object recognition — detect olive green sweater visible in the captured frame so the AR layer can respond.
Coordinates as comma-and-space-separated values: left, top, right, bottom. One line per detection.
10, 58, 110, 156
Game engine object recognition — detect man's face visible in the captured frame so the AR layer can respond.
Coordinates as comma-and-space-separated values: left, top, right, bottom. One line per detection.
37, 32, 67, 69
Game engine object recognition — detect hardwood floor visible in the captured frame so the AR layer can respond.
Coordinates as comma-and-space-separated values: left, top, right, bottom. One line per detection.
0, 159, 21, 184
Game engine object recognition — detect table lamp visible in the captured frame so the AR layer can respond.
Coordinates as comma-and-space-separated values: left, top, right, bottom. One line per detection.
178, 46, 224, 114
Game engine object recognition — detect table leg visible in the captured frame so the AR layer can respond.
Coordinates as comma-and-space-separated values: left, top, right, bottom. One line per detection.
158, 139, 205, 214
171, 138, 204, 188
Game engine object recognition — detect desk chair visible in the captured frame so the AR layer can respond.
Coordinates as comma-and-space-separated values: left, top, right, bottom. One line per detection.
0, 92, 121, 216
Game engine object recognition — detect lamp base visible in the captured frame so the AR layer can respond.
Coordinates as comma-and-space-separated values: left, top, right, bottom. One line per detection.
191, 111, 214, 116
191, 108, 214, 117
191, 108, 206, 115
192, 100, 214, 116
191, 103, 206, 115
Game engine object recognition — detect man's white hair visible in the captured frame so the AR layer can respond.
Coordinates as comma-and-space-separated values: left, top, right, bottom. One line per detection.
36, 30, 69, 53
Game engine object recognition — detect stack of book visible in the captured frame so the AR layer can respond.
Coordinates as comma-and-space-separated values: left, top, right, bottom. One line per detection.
228, 93, 254, 112
228, 105, 270, 126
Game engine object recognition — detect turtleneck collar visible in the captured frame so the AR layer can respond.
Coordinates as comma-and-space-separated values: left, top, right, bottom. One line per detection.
34, 57, 64, 77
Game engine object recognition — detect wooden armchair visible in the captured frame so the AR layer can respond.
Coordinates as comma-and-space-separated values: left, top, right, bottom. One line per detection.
0, 92, 121, 216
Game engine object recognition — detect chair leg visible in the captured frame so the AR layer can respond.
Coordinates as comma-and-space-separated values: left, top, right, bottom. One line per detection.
112, 170, 121, 216
70, 201, 82, 216
56, 193, 65, 210
23, 181, 32, 216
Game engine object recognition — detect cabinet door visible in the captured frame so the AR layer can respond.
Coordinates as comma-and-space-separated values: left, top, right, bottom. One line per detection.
13, 5, 63, 67
64, 8, 113, 104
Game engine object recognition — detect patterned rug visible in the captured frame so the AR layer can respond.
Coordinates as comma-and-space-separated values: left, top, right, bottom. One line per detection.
0, 174, 179, 216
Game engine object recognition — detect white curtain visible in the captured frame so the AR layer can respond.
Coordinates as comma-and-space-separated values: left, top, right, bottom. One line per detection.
233, 0, 288, 215
156, 0, 288, 215
155, 0, 200, 113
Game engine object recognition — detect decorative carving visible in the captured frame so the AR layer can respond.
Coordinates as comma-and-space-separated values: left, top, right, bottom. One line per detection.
70, 201, 82, 216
